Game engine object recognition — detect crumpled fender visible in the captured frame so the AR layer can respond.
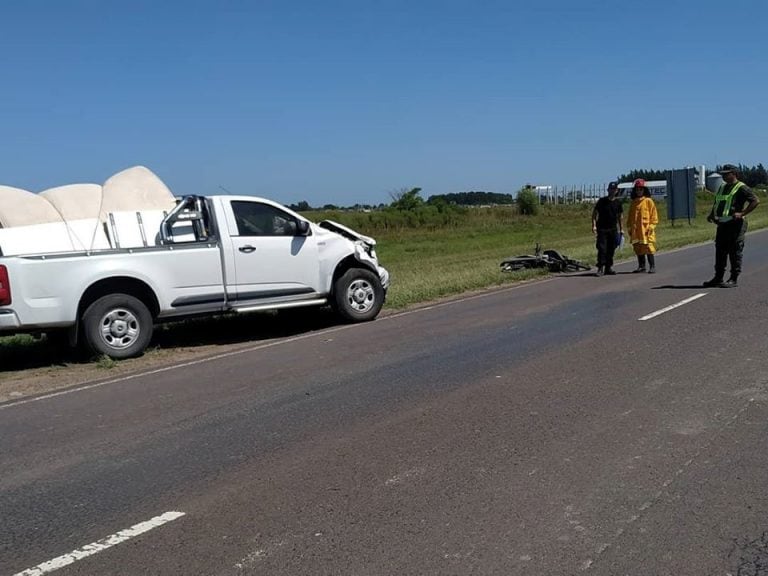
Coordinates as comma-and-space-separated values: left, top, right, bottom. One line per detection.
318, 220, 376, 247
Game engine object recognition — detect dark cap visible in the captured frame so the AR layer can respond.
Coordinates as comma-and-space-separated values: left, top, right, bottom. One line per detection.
607, 181, 618, 190
719, 164, 738, 174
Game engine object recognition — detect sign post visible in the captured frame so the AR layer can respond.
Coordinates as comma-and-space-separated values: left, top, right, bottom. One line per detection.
665, 168, 697, 225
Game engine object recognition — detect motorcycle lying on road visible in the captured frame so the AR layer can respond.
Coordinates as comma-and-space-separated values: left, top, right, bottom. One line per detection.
500, 243, 591, 273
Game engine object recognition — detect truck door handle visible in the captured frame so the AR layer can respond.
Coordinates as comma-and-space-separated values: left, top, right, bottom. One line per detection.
239, 245, 256, 253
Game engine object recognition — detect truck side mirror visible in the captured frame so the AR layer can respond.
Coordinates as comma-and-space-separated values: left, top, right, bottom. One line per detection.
296, 220, 310, 236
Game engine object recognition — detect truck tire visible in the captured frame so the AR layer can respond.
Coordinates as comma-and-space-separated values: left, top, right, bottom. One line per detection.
81, 294, 153, 359
333, 268, 384, 322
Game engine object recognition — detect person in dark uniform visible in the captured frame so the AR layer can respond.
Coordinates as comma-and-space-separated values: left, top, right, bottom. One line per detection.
591, 181, 624, 276
703, 164, 759, 288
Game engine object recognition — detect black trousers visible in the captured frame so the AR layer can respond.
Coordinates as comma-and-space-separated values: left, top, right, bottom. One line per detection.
714, 219, 747, 278
596, 229, 618, 268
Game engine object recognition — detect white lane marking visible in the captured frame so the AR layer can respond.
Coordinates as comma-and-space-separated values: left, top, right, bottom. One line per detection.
638, 293, 707, 321
12, 511, 185, 576
0, 278, 557, 411
384, 467, 425, 486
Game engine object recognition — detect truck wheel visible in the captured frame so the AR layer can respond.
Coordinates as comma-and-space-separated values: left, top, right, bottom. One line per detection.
333, 268, 384, 322
81, 294, 153, 359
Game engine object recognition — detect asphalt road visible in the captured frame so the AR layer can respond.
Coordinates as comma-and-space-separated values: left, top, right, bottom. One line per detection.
3, 231, 768, 576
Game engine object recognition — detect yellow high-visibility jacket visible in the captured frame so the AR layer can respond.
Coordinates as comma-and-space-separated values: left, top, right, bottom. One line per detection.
627, 197, 658, 245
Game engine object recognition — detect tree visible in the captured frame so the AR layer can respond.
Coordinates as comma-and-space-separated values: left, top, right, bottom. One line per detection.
427, 191, 515, 206
619, 163, 768, 188
290, 200, 311, 212
617, 169, 667, 183
517, 186, 539, 215
390, 187, 424, 211
713, 164, 768, 188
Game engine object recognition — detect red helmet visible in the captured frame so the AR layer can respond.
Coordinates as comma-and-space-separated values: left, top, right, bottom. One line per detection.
633, 178, 646, 188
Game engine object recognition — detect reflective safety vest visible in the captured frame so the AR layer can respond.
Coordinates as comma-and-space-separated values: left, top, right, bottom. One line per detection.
712, 181, 744, 223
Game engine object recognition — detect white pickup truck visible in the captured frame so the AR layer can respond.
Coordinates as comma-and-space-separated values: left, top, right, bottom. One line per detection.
0, 194, 390, 359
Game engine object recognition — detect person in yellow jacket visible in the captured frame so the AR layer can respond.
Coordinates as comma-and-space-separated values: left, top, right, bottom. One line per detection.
626, 179, 659, 273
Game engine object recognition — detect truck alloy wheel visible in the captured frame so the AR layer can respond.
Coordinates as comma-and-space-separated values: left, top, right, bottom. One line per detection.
333, 268, 384, 322
82, 294, 153, 359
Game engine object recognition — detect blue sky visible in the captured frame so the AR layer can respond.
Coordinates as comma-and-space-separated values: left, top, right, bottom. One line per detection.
1, 0, 765, 206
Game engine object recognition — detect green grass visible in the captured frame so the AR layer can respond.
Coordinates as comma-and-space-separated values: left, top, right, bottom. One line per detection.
0, 333, 69, 371
0, 334, 39, 348
95, 355, 119, 369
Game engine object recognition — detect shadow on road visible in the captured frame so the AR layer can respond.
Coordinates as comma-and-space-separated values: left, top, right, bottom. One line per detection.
558, 271, 638, 277
557, 272, 595, 278
652, 284, 707, 290
0, 309, 341, 373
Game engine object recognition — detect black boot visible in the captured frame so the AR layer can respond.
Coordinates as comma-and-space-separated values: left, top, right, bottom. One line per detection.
724, 274, 738, 288
647, 254, 656, 274
703, 275, 725, 288
632, 254, 646, 273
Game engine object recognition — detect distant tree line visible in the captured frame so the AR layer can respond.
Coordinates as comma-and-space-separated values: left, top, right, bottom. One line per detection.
712, 164, 768, 188
287, 200, 386, 212
289, 189, 515, 212
616, 169, 668, 182
618, 164, 768, 188
317, 187, 469, 231
425, 191, 515, 206
290, 162, 767, 214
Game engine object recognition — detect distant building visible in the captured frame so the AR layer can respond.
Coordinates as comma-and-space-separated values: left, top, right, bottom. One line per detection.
533, 185, 554, 203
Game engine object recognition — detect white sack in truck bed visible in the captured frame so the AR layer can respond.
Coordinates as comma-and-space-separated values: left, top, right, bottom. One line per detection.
0, 166, 178, 256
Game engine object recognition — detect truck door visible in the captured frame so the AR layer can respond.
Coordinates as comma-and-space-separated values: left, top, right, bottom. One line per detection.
223, 199, 321, 301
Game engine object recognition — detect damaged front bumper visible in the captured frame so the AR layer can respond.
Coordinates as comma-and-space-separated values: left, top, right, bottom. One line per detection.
354, 243, 390, 292
378, 266, 390, 292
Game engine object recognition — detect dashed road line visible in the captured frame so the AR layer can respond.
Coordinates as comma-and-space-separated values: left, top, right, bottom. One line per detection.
638, 293, 707, 321
12, 511, 186, 576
